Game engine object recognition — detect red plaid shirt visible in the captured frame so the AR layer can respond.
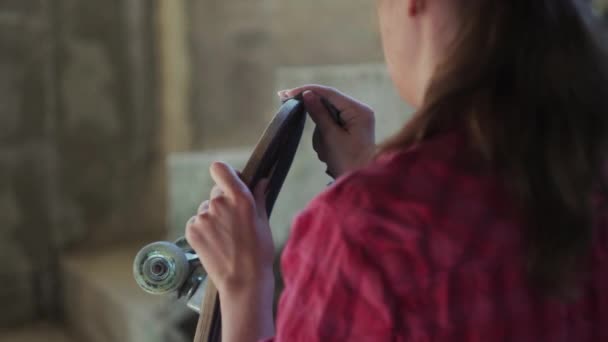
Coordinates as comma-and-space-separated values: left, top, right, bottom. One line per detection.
265, 128, 608, 342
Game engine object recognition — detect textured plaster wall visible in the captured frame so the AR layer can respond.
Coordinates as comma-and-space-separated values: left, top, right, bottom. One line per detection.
54, 0, 164, 246
0, 0, 164, 328
167, 0, 608, 154
0, 0, 60, 326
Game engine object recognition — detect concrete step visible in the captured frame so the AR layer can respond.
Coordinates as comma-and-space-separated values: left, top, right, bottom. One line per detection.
0, 322, 73, 342
61, 242, 196, 342
167, 63, 413, 246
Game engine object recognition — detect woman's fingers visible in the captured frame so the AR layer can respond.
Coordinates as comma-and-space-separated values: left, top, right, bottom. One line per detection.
199, 196, 230, 217
210, 185, 223, 200
209, 162, 250, 201
185, 163, 275, 295
301, 91, 341, 134
185, 214, 208, 251
209, 195, 231, 216
279, 84, 352, 110
185, 215, 198, 231
198, 200, 210, 213
185, 213, 226, 270
312, 127, 327, 162
279, 84, 376, 179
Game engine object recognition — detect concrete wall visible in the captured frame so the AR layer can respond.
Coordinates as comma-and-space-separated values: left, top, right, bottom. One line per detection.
0, 0, 55, 326
0, 0, 164, 328
161, 1, 383, 152
164, 0, 608, 155
54, 0, 164, 245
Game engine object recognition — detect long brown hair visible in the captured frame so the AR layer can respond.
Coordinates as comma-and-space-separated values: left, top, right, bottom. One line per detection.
381, 0, 608, 296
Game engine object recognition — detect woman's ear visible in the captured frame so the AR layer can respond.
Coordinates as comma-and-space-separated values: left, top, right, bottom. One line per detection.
408, 0, 426, 16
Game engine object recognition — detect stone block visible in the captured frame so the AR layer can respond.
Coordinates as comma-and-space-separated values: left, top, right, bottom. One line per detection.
61, 243, 191, 342
54, 0, 165, 244
0, 322, 73, 342
0, 1, 43, 15
0, 0, 56, 328
0, 271, 34, 327
0, 148, 55, 327
270, 0, 382, 66
0, 0, 163, 332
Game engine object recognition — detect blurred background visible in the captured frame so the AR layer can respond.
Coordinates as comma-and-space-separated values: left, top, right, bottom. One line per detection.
0, 1, 606, 341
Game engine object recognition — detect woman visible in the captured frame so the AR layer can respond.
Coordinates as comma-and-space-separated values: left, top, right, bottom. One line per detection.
186, 0, 608, 341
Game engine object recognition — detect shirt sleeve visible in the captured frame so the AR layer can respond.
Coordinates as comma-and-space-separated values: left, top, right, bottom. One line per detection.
269, 198, 402, 342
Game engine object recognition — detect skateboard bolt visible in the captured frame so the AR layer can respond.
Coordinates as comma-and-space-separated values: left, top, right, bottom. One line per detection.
152, 261, 167, 275
145, 256, 172, 281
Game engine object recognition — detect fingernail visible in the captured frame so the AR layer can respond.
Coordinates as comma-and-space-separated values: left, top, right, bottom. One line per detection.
210, 161, 224, 172
302, 90, 315, 98
278, 90, 290, 99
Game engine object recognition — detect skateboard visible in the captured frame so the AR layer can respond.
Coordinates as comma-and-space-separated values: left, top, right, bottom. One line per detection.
133, 97, 308, 341
133, 237, 207, 312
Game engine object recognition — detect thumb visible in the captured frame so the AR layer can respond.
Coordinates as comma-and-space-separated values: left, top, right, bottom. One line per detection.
254, 178, 270, 219
302, 91, 337, 134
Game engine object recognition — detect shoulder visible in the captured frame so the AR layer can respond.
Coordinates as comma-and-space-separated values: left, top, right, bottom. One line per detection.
276, 131, 477, 339
308, 128, 475, 217
285, 129, 476, 265
284, 127, 514, 273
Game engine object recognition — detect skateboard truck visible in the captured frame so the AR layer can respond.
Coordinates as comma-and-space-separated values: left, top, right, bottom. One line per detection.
133, 237, 208, 313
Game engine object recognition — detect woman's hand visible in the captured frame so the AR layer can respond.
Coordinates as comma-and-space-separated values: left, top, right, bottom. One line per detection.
185, 162, 276, 341
185, 162, 275, 296
279, 85, 376, 178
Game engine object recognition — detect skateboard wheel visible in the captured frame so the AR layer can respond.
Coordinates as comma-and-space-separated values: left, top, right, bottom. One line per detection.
174, 236, 195, 253
133, 241, 190, 295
